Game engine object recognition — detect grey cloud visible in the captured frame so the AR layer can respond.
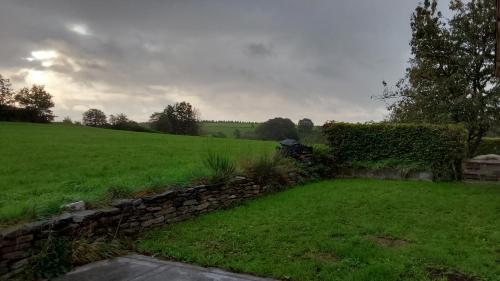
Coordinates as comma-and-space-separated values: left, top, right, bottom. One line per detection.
0, 0, 425, 123
246, 43, 274, 58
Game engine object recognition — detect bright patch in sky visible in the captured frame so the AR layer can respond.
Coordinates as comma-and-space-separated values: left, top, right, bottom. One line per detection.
26, 69, 46, 84
30, 50, 58, 60
68, 24, 90, 36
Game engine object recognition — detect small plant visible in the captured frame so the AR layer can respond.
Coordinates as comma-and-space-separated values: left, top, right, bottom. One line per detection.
203, 151, 236, 183
106, 186, 134, 201
71, 238, 125, 266
241, 153, 298, 187
24, 234, 72, 280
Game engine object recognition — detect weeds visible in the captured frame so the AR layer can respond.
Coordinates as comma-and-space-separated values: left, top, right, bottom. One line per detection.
202, 151, 237, 183
241, 153, 298, 187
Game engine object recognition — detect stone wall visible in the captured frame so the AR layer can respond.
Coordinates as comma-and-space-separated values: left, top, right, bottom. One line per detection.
336, 167, 433, 181
0, 176, 300, 280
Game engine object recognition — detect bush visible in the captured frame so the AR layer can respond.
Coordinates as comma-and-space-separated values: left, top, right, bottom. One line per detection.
477, 138, 500, 156
241, 153, 298, 187
255, 117, 298, 140
203, 151, 236, 183
323, 122, 466, 180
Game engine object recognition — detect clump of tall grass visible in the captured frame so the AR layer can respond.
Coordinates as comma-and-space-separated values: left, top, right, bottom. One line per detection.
203, 151, 237, 183
240, 153, 298, 187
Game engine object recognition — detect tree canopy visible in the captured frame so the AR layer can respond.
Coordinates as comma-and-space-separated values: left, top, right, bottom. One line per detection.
150, 101, 199, 135
82, 109, 107, 127
381, 0, 500, 157
255, 117, 298, 141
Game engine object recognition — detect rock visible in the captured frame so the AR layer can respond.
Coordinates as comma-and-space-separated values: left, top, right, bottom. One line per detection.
62, 201, 86, 212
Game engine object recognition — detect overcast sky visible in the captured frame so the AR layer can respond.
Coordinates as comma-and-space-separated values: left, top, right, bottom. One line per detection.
0, 0, 433, 123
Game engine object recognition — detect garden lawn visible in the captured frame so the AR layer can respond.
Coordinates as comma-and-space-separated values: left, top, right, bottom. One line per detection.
0, 122, 275, 225
138, 179, 500, 281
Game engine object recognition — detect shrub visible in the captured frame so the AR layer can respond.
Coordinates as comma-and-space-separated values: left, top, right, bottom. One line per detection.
476, 138, 500, 156
323, 122, 467, 180
21, 235, 125, 280
255, 117, 298, 140
241, 153, 298, 187
71, 238, 125, 266
25, 235, 72, 279
203, 151, 236, 183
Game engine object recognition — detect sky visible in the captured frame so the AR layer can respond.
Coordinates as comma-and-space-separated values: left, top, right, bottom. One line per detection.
0, 0, 435, 124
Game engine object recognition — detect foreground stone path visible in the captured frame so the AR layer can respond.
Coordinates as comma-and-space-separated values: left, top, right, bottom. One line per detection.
56, 254, 275, 281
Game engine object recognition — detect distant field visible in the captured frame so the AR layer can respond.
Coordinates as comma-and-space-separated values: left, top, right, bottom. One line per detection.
0, 122, 275, 224
200, 122, 258, 138
138, 179, 500, 281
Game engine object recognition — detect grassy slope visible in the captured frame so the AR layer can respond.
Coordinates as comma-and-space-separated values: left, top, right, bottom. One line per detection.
138, 179, 500, 281
200, 122, 257, 138
0, 122, 275, 224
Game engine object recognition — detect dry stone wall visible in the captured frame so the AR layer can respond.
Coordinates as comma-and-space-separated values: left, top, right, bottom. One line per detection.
0, 176, 301, 280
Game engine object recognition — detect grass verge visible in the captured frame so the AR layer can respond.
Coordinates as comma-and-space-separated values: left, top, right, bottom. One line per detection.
137, 179, 500, 281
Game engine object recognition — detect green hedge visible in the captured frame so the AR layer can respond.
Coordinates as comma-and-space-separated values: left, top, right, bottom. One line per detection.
323, 122, 467, 180
477, 138, 500, 155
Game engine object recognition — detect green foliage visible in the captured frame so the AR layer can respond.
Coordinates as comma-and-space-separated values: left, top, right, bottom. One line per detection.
108, 113, 154, 133
71, 238, 125, 266
199, 121, 258, 139
62, 116, 73, 124
0, 122, 275, 224
241, 153, 298, 186
0, 74, 55, 123
26, 235, 72, 279
150, 101, 199, 135
380, 0, 500, 157
138, 179, 500, 281
298, 118, 314, 136
21, 235, 126, 280
202, 151, 236, 183
82, 108, 107, 127
477, 137, 500, 155
323, 122, 467, 180
0, 74, 14, 107
255, 117, 298, 141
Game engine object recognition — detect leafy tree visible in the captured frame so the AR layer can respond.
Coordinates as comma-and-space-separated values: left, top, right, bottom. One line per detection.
109, 113, 129, 127
62, 116, 73, 124
15, 85, 55, 122
82, 109, 107, 127
150, 101, 199, 135
255, 117, 298, 141
298, 118, 314, 136
381, 0, 500, 157
0, 74, 14, 107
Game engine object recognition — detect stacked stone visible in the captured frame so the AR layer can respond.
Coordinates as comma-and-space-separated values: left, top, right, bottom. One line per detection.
0, 175, 302, 279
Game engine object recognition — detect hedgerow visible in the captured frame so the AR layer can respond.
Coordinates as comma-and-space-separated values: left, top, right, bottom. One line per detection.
477, 138, 500, 156
323, 122, 467, 180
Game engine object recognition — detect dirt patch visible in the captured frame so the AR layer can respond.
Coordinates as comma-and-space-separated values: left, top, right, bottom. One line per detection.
369, 236, 409, 248
303, 251, 338, 262
427, 267, 481, 281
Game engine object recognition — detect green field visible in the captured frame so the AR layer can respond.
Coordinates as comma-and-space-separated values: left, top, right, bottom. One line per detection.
200, 122, 258, 138
0, 122, 276, 225
138, 179, 500, 281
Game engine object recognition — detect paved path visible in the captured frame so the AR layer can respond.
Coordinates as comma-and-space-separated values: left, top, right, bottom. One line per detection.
56, 254, 275, 281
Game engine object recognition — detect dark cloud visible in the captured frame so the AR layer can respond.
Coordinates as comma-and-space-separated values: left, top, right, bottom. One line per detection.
0, 0, 427, 123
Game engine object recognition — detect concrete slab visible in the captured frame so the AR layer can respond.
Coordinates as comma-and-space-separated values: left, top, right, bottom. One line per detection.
56, 255, 275, 281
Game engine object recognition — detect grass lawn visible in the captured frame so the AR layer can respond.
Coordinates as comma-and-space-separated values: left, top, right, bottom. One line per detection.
137, 179, 500, 281
200, 122, 257, 138
0, 122, 275, 224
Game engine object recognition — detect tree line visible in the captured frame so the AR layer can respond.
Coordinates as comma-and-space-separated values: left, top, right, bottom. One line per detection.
0, 74, 55, 123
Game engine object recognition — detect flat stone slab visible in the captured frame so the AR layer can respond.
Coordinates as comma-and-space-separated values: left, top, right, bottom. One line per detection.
56, 254, 275, 281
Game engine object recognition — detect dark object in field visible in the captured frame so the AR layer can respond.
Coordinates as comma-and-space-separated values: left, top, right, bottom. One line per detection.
278, 139, 313, 165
